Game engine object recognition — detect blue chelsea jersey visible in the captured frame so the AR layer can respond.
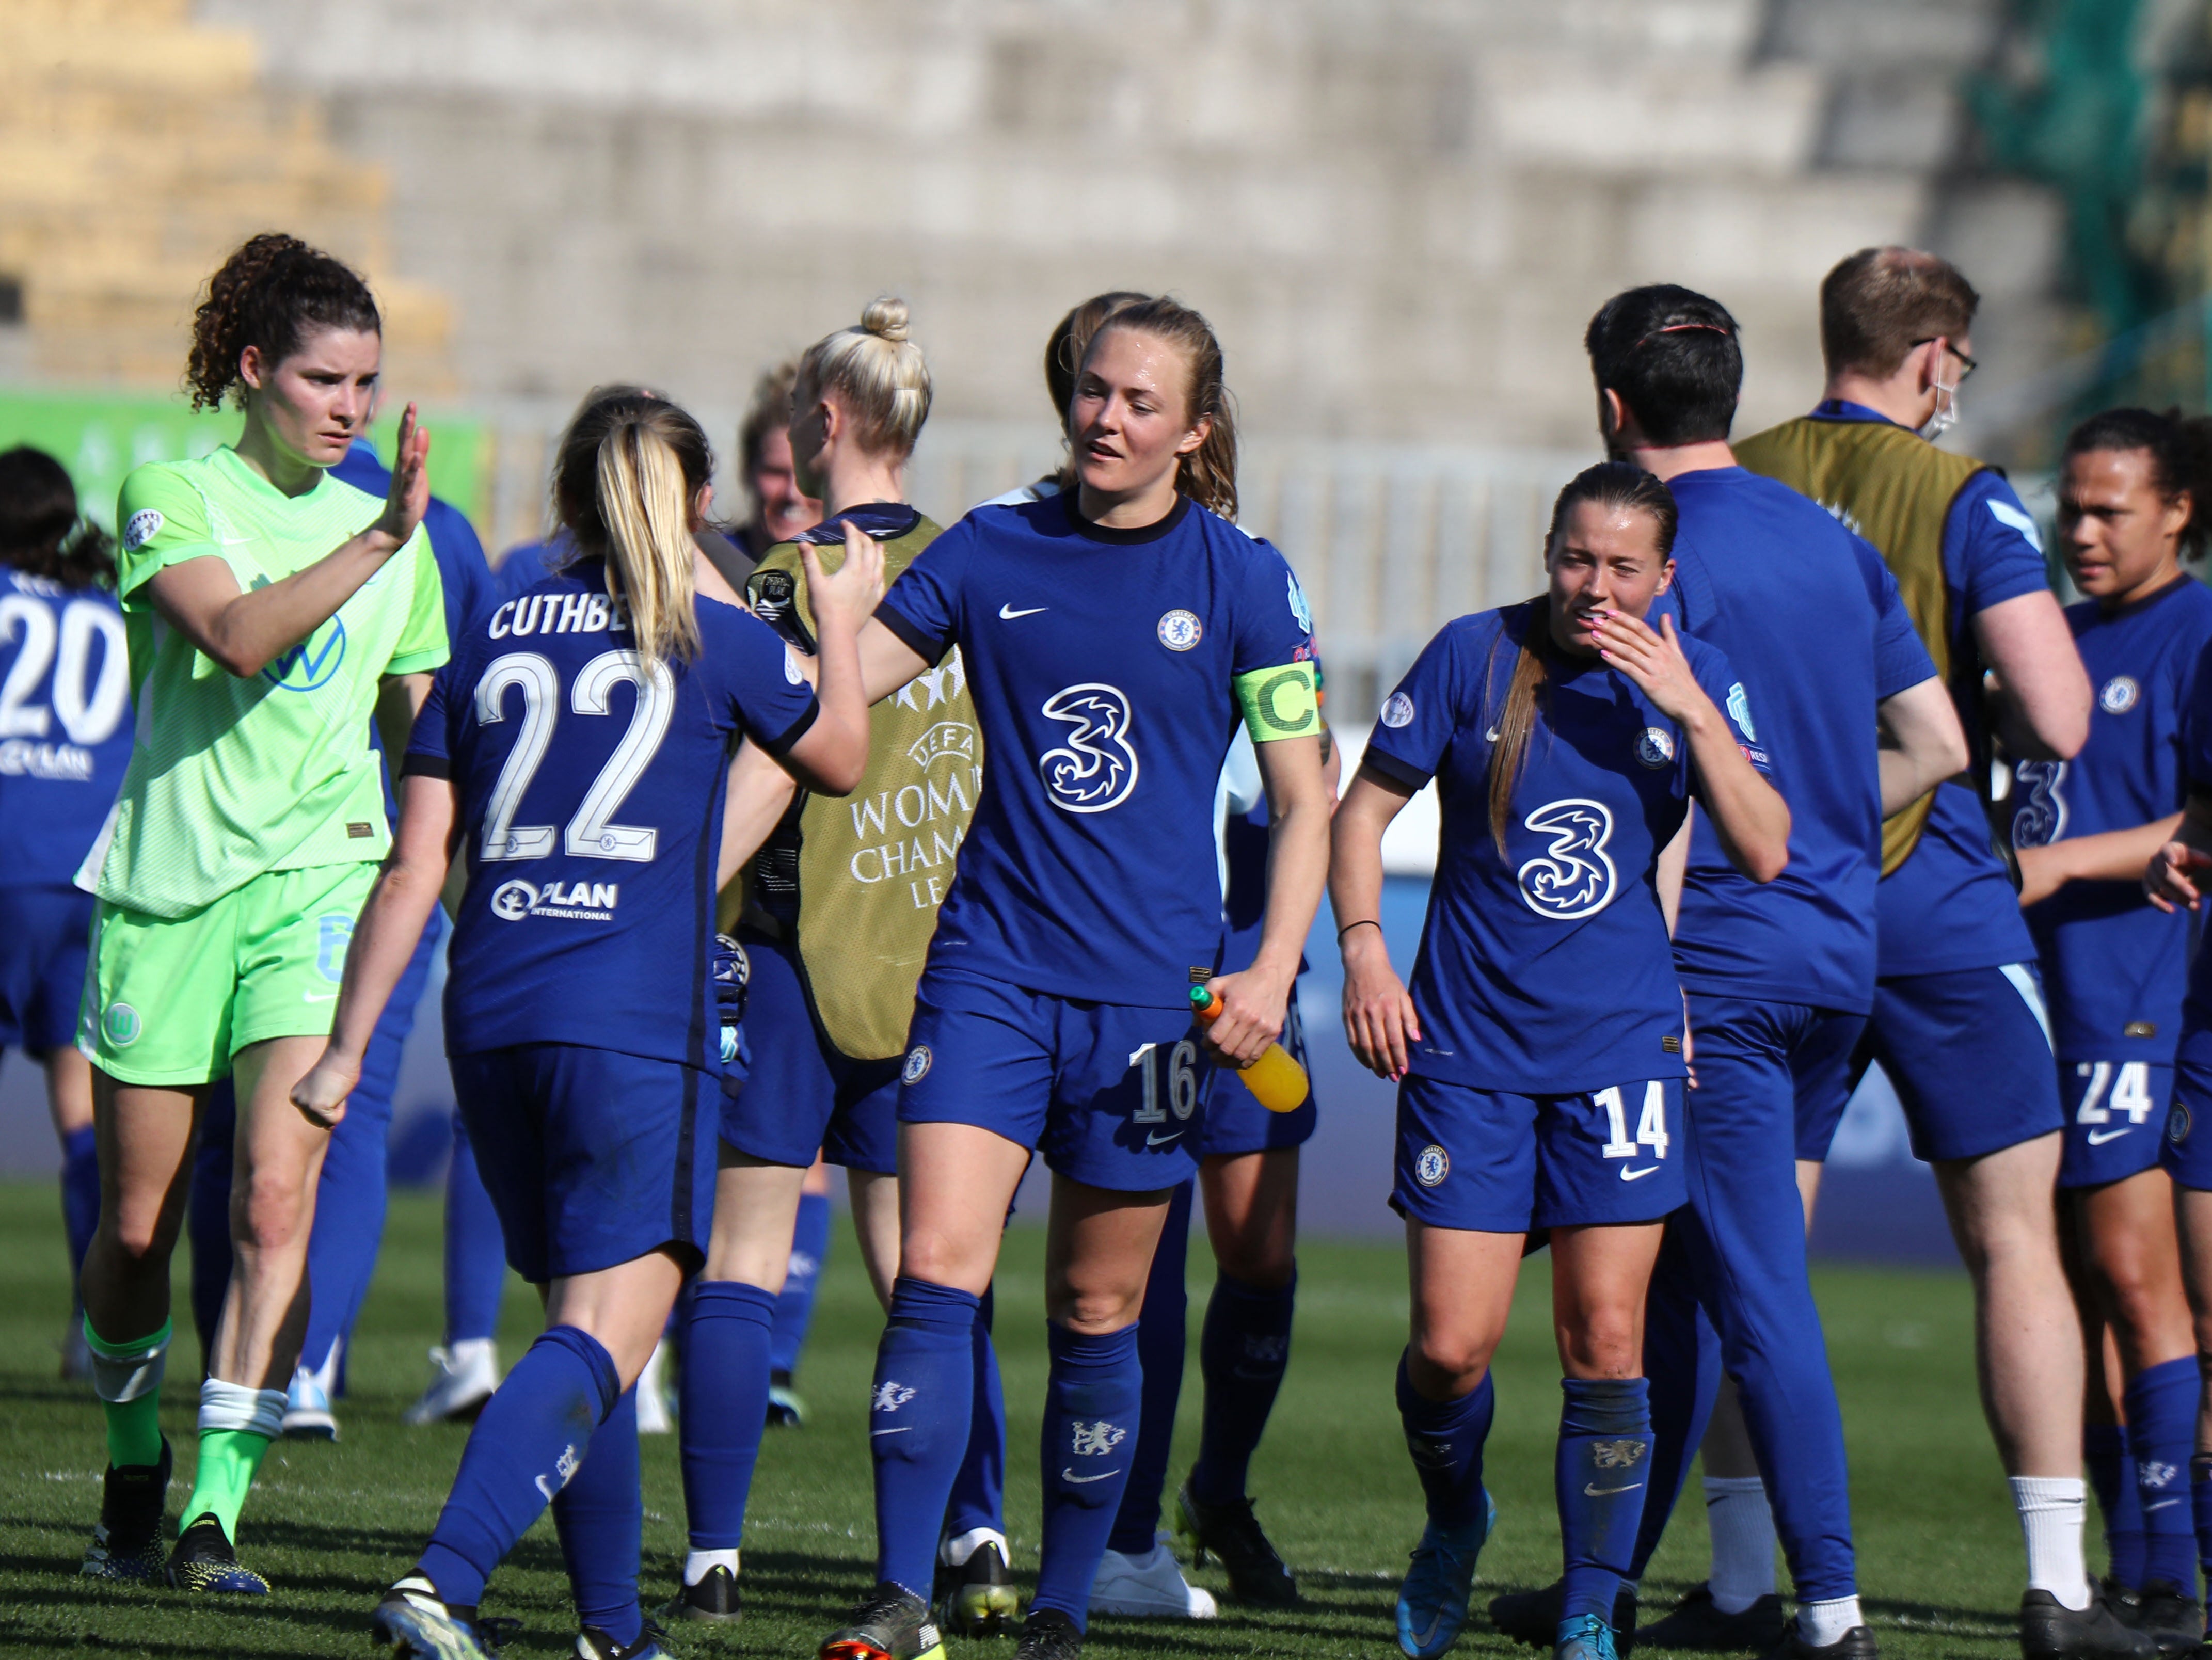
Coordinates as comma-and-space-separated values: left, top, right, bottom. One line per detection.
405, 561, 819, 1066
0, 568, 134, 887
1363, 602, 1771, 1095
1661, 467, 1936, 1013
875, 493, 1314, 1010
2021, 577, 2212, 1060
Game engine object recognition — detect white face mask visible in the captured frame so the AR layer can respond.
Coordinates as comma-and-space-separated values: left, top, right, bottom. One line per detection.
1919, 369, 1961, 441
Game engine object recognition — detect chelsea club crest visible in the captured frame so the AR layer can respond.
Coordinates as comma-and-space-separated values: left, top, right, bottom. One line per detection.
1157, 609, 1202, 651
2100, 676, 2140, 715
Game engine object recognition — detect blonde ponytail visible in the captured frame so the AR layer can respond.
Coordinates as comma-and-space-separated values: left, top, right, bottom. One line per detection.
552, 386, 714, 677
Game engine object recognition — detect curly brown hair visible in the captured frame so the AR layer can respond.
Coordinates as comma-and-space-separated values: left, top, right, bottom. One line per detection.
185, 233, 381, 411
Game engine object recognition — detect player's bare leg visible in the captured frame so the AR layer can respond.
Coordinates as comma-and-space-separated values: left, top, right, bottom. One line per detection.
76, 1071, 204, 1581
849, 1168, 903, 1310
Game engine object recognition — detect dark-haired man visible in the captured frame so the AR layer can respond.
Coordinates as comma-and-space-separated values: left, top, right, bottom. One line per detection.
1494, 283, 1965, 1660
1735, 248, 2121, 1660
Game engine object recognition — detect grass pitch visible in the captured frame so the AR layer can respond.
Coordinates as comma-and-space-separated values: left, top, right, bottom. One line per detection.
0, 1180, 2025, 1658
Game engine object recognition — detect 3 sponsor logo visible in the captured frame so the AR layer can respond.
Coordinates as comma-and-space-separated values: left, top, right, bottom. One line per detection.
1038, 683, 1139, 813
1517, 799, 1617, 919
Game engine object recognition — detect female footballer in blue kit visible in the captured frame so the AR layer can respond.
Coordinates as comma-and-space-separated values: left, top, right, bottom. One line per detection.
677, 301, 1019, 1634
290, 390, 878, 1660
1330, 463, 1790, 1660
979, 290, 1326, 1621
814, 297, 1333, 1660
2012, 410, 2212, 1646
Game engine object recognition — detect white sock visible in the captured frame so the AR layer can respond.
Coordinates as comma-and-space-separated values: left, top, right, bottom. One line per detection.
684, 1548, 739, 1587
199, 1378, 287, 1440
941, 1526, 1008, 1568
2010, 1476, 2092, 1610
1705, 1476, 1777, 1613
1797, 1596, 1864, 1648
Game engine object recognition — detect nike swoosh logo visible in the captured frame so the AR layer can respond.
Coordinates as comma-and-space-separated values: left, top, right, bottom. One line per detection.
1619, 1165, 1661, 1181
869, 1427, 912, 1436
303, 991, 339, 1003
2087, 1127, 2134, 1144
1061, 1467, 1120, 1483
998, 604, 1047, 619
2147, 1498, 2183, 1511
1585, 1481, 1644, 1497
1145, 1130, 1183, 1147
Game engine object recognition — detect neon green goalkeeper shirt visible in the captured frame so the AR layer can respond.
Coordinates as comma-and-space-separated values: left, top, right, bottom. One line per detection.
83, 446, 448, 919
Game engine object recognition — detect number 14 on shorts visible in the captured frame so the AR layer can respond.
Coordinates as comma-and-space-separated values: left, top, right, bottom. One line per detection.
1596, 1081, 1670, 1162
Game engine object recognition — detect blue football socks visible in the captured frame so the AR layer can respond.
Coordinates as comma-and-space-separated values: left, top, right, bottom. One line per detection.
871, 1278, 981, 1599
554, 1385, 644, 1648
1109, 1180, 1190, 1555
945, 1282, 1010, 1545
1396, 1351, 1495, 1529
2125, 1359, 2200, 1591
60, 1124, 98, 1274
770, 1191, 832, 1378
1557, 1377, 1653, 1626
1188, 1266, 1297, 1508
2191, 1454, 2212, 1602
2089, 1422, 2145, 1589
1033, 1321, 1143, 1628
445, 1120, 510, 1346
418, 1324, 620, 1609
679, 1281, 777, 1553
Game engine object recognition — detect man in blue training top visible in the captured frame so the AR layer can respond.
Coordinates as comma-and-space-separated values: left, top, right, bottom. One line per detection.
1734, 248, 2129, 1660
1492, 283, 1968, 1660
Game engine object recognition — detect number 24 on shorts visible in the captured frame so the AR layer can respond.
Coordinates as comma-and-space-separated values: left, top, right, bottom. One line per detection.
1596, 1081, 1670, 1160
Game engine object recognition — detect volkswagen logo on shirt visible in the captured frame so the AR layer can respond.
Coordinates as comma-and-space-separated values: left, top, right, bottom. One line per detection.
262, 619, 347, 691
1517, 799, 1617, 919
2101, 676, 2141, 715
1038, 683, 1139, 813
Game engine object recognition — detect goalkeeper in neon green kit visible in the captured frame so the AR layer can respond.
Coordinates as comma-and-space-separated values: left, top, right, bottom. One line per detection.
74, 234, 445, 1594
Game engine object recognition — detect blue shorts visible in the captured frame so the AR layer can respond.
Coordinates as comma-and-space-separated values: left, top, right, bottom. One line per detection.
450, 1043, 718, 1283
2163, 1057, 2212, 1190
1195, 990, 1317, 1159
1391, 1073, 1686, 1232
0, 884, 93, 1057
899, 966, 1215, 1191
1781, 1007, 1868, 1163
2056, 1058, 2172, 1189
1861, 964, 2063, 1164
718, 932, 899, 1176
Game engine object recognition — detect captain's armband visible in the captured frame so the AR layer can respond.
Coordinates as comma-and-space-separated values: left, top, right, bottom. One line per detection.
1234, 661, 1319, 743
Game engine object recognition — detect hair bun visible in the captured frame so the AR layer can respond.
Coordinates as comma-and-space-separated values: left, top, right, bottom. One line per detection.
860, 296, 910, 343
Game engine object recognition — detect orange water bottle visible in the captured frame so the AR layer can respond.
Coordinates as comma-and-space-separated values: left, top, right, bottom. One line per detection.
1189, 984, 1311, 1113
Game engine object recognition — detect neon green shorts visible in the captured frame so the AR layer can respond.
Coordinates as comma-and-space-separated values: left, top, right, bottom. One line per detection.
78, 863, 378, 1087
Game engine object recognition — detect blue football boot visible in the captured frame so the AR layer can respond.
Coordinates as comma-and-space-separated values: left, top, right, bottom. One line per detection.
1396, 1490, 1496, 1659
1557, 1612, 1621, 1660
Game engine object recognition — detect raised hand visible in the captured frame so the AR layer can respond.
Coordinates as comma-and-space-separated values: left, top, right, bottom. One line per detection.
804, 518, 887, 637
1591, 609, 1709, 727
373, 402, 433, 550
